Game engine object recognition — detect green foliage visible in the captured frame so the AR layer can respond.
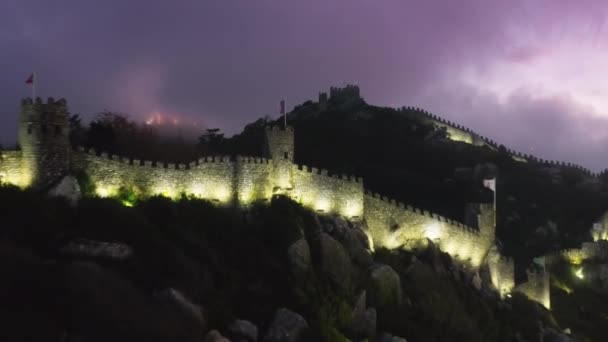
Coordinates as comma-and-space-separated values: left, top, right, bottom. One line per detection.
73, 169, 95, 197
295, 273, 354, 342
117, 185, 139, 207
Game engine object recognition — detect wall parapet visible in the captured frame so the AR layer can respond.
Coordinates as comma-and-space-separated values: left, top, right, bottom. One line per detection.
296, 163, 363, 184
364, 190, 480, 236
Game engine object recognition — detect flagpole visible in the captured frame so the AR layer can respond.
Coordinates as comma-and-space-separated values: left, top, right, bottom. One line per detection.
493, 177, 497, 229
33, 71, 36, 100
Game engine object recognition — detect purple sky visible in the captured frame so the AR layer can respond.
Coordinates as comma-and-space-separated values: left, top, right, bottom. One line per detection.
3, 0, 608, 170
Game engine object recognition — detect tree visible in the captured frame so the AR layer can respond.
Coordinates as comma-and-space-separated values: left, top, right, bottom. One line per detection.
198, 128, 225, 154
86, 112, 137, 155
68, 114, 86, 147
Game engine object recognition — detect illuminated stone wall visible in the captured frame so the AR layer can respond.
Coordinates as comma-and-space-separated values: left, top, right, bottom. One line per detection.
554, 242, 608, 265
363, 192, 493, 268
486, 246, 515, 298
291, 165, 364, 218
515, 269, 551, 309
77, 150, 272, 205
0, 150, 29, 188
2, 111, 519, 300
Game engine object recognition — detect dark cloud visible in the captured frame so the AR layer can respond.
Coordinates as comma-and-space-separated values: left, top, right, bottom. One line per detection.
2, 0, 608, 169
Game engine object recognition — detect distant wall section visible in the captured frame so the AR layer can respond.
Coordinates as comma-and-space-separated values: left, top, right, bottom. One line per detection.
363, 193, 493, 268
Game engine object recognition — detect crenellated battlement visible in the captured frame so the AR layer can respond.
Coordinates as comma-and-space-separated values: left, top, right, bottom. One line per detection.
296, 163, 363, 184
1, 94, 522, 305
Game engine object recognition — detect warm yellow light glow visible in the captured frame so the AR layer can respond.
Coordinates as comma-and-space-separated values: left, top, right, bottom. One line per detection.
152, 183, 177, 199
567, 253, 584, 265
238, 188, 253, 204
214, 186, 231, 203
575, 267, 584, 279
1, 169, 33, 188
315, 197, 331, 212
424, 222, 442, 240
343, 200, 363, 218
96, 184, 118, 198
277, 175, 291, 189
383, 232, 402, 250
364, 230, 375, 252
188, 184, 206, 198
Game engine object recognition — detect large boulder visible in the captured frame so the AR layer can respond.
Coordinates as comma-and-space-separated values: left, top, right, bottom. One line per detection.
155, 288, 207, 333
349, 291, 376, 339
205, 330, 231, 342
378, 332, 408, 342
287, 238, 311, 278
319, 233, 352, 284
264, 308, 308, 342
351, 307, 376, 340
367, 264, 402, 309
48, 175, 81, 204
543, 328, 576, 342
60, 238, 133, 260
227, 319, 258, 342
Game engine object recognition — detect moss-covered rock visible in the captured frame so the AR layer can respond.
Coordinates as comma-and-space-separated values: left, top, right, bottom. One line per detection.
367, 264, 402, 309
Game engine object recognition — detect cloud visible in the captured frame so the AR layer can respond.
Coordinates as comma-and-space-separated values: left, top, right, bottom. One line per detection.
2, 0, 608, 170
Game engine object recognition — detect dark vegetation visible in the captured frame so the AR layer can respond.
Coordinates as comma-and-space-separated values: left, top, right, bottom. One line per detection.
0, 185, 558, 341
549, 258, 608, 341
72, 98, 608, 268
35, 91, 608, 341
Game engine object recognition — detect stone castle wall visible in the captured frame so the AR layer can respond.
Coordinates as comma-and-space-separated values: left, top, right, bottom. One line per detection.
291, 164, 364, 219
74, 149, 274, 205
363, 192, 493, 268
486, 246, 515, 298
0, 150, 27, 187
515, 269, 551, 310
1, 96, 525, 305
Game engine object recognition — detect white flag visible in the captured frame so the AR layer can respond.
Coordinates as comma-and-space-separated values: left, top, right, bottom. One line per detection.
483, 178, 496, 192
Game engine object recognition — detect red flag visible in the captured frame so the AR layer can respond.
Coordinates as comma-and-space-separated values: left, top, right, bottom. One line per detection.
279, 100, 285, 114
25, 74, 34, 85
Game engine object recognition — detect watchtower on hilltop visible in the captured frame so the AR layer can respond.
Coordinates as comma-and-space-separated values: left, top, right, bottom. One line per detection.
18, 97, 70, 188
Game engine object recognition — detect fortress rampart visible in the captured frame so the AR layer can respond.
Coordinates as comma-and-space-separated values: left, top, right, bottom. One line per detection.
0, 95, 550, 306
398, 105, 604, 178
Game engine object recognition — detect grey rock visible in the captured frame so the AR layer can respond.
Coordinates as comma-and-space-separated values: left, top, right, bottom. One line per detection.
155, 288, 206, 332
287, 238, 311, 277
368, 264, 402, 309
352, 290, 367, 317
264, 308, 308, 342
471, 272, 482, 291
228, 319, 258, 342
49, 175, 81, 204
204, 330, 231, 342
378, 332, 408, 342
351, 307, 376, 339
60, 238, 133, 259
543, 328, 575, 342
319, 232, 352, 284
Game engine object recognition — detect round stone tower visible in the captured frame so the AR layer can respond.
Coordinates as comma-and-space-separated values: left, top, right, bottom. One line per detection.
18, 97, 70, 189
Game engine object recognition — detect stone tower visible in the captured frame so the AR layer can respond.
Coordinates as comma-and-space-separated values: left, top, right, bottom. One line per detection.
465, 203, 495, 240
264, 125, 295, 193
318, 92, 328, 111
18, 97, 70, 189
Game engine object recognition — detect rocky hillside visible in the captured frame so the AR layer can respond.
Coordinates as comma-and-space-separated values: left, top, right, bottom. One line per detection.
225, 96, 608, 270
0, 185, 568, 342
